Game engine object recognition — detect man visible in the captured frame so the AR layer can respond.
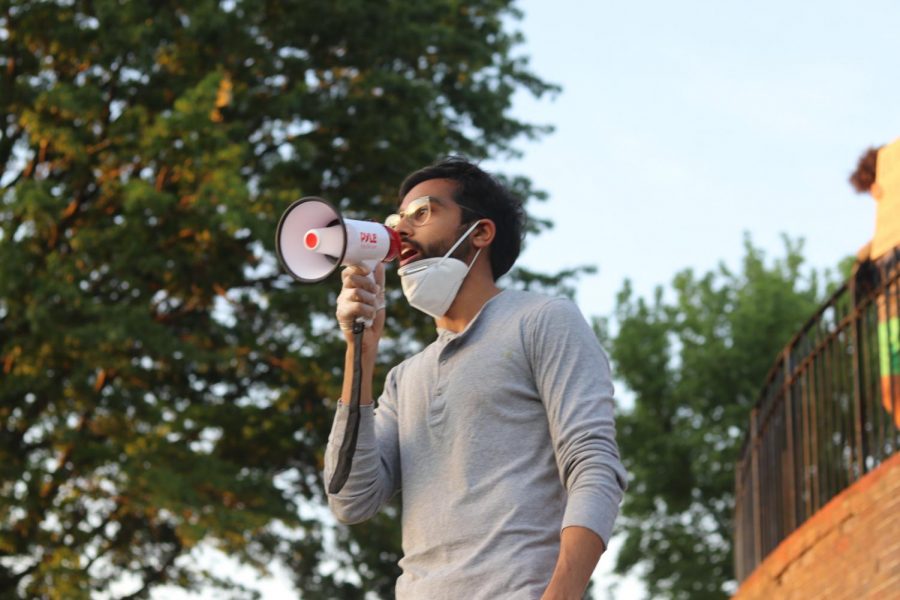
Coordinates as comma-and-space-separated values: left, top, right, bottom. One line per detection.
325, 157, 627, 599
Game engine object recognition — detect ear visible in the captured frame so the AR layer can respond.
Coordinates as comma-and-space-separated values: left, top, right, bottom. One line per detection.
471, 219, 496, 249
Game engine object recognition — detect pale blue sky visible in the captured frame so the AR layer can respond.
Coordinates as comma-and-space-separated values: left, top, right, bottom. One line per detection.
494, 2, 900, 597
496, 0, 900, 324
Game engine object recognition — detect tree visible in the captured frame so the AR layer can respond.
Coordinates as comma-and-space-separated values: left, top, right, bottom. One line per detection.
603, 236, 831, 600
0, 1, 563, 597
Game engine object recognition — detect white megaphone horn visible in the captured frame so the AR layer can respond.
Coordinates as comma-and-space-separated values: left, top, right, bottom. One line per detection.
275, 196, 401, 283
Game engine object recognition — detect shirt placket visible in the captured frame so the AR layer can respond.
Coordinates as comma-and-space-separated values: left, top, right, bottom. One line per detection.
429, 334, 456, 428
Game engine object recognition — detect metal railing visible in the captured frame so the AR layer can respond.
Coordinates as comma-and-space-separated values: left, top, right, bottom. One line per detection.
734, 257, 900, 583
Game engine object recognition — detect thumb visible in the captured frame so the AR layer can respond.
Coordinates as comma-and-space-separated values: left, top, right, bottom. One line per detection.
374, 263, 387, 311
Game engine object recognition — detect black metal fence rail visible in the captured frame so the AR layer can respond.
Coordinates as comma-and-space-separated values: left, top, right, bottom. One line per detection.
734, 259, 900, 583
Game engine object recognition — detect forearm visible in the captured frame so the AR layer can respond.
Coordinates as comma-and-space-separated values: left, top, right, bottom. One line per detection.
326, 361, 401, 523
324, 405, 386, 523
340, 341, 377, 406
541, 526, 605, 600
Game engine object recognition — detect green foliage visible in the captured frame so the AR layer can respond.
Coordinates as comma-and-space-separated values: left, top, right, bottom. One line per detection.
606, 236, 826, 600
0, 0, 561, 596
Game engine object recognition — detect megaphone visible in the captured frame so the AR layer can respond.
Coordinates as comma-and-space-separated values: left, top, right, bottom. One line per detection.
276, 197, 401, 495
275, 197, 401, 283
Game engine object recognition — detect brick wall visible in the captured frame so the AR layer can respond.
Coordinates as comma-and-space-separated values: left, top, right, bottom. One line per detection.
732, 452, 900, 600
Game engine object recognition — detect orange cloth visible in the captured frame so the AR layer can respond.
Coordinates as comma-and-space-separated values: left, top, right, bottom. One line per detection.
871, 137, 900, 261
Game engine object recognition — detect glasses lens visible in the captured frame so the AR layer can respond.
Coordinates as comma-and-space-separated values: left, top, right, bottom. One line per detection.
386, 197, 432, 229
409, 197, 431, 227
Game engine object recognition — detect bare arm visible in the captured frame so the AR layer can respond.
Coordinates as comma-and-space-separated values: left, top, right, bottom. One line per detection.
541, 526, 606, 600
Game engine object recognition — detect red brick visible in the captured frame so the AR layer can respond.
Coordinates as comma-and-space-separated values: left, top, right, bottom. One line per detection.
733, 453, 900, 600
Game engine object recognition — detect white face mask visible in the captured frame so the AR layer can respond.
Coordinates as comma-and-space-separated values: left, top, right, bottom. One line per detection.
397, 221, 482, 319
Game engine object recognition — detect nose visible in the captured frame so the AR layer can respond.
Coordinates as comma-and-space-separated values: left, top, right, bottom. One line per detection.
394, 216, 414, 238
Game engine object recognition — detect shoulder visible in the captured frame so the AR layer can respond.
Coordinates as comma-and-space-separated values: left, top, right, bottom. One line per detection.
496, 289, 586, 326
495, 289, 575, 315
491, 291, 593, 354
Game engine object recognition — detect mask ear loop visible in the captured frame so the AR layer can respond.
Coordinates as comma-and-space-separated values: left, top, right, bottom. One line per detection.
437, 219, 482, 267
397, 220, 483, 277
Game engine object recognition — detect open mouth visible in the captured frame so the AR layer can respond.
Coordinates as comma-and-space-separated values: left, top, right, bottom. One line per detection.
399, 246, 422, 267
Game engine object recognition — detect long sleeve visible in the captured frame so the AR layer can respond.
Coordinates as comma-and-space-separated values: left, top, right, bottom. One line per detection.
324, 367, 402, 524
528, 298, 627, 546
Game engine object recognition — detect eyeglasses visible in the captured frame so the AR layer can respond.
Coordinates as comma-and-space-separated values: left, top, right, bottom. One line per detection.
384, 195, 485, 230
384, 196, 435, 230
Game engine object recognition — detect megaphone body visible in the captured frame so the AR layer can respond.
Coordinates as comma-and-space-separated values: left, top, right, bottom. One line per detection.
276, 196, 400, 283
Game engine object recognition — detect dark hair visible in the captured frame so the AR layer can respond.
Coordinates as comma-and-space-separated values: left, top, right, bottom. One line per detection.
399, 157, 526, 280
849, 146, 880, 194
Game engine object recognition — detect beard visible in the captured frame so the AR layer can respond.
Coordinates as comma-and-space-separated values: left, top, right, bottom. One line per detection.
411, 222, 477, 263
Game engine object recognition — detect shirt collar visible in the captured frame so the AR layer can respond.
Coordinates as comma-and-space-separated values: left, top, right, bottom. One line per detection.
435, 289, 507, 342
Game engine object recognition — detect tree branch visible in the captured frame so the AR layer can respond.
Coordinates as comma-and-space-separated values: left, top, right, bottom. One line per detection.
0, 559, 41, 589
116, 537, 183, 600
0, 125, 23, 178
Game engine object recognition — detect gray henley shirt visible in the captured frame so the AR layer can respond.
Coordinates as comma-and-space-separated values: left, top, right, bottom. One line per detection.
325, 289, 627, 599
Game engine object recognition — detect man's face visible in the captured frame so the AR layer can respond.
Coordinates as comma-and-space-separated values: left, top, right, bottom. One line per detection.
393, 178, 475, 268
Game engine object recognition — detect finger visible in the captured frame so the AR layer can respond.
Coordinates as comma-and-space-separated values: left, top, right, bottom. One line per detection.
373, 264, 386, 310
341, 266, 360, 286
340, 266, 368, 289
339, 285, 377, 307
346, 301, 376, 322
343, 264, 371, 279
336, 300, 376, 324
351, 288, 377, 306
345, 273, 378, 294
